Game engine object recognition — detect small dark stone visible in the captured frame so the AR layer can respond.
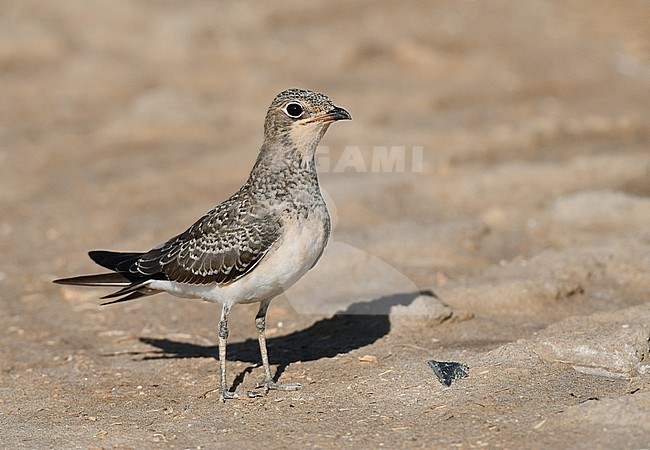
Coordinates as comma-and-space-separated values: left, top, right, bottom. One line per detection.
427, 360, 469, 387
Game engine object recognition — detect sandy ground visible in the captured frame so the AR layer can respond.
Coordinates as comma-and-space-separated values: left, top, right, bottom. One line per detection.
1, 1, 650, 448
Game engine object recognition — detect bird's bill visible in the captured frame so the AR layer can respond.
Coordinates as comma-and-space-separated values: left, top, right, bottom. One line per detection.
303, 106, 352, 124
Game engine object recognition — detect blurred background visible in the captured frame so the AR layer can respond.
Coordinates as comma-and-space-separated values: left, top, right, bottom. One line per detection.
1, 1, 649, 448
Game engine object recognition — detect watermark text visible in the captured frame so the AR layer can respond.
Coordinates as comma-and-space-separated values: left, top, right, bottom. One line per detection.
316, 146, 424, 173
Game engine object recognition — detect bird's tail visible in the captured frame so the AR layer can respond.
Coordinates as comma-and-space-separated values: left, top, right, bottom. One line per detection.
54, 250, 160, 305
53, 273, 159, 305
53, 272, 131, 287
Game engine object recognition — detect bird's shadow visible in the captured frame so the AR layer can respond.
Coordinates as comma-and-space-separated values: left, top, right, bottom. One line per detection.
138, 290, 434, 391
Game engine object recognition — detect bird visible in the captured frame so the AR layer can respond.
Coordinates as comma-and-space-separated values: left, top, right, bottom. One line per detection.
54, 88, 351, 402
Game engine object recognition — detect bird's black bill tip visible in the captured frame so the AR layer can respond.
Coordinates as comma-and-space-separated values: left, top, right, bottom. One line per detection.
303, 106, 352, 124
328, 106, 352, 121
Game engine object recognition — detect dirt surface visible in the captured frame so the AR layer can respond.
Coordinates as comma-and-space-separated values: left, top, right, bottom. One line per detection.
2, 1, 650, 448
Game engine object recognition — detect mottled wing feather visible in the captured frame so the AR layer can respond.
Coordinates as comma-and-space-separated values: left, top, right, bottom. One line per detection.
133, 197, 281, 285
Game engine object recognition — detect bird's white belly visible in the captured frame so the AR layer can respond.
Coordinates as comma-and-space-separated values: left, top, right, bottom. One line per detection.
149, 215, 328, 305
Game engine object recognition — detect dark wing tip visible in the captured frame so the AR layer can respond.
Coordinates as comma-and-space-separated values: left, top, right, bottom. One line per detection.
88, 250, 109, 264
88, 250, 145, 272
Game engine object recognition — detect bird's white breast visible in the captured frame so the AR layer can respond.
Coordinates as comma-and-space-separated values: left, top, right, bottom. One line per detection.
150, 211, 329, 305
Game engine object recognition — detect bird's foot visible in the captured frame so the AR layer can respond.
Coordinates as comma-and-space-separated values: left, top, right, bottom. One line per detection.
247, 380, 301, 398
262, 380, 302, 393
266, 381, 302, 392
219, 390, 239, 403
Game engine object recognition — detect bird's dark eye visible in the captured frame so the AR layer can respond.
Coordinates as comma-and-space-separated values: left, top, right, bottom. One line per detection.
285, 103, 304, 118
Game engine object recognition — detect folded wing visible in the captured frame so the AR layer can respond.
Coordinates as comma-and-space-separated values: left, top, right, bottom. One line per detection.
133, 198, 282, 285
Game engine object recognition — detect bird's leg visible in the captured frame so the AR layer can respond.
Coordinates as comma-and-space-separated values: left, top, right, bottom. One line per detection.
218, 303, 237, 402
254, 300, 301, 394
255, 300, 274, 387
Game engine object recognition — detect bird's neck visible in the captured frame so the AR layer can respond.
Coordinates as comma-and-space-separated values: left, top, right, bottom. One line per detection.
246, 143, 322, 202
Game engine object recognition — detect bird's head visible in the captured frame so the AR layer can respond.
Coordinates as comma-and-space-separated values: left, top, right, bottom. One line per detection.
263, 88, 351, 155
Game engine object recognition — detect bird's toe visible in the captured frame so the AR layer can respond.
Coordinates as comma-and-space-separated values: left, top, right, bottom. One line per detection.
263, 381, 302, 393
219, 390, 239, 402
